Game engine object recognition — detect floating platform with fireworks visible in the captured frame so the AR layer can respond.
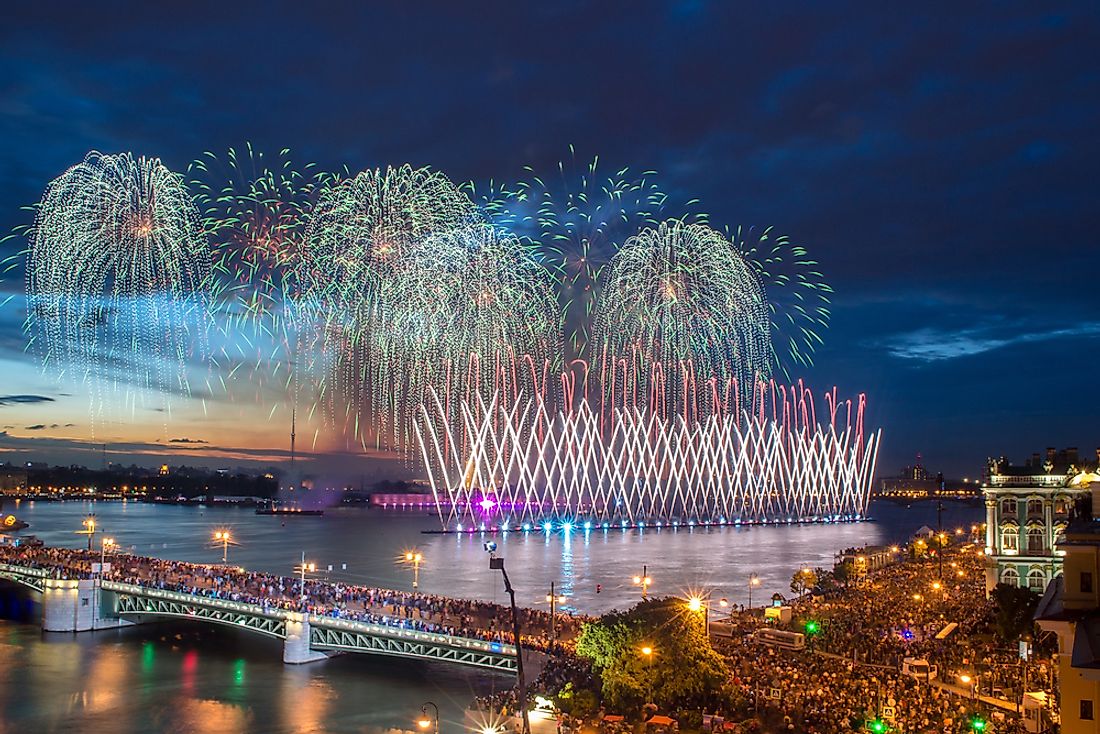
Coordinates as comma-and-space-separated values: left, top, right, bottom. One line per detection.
416, 381, 880, 531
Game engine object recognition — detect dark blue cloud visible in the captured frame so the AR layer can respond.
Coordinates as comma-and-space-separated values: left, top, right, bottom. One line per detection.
0, 394, 54, 406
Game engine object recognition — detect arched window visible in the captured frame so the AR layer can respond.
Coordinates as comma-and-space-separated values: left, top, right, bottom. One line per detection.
1027, 527, 1046, 554
1055, 498, 1071, 516
1027, 498, 1044, 517
1002, 498, 1018, 516
1027, 568, 1047, 592
1001, 526, 1019, 552
1001, 567, 1020, 587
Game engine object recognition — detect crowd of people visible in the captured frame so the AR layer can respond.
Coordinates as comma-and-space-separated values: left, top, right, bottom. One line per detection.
709, 542, 1040, 732
0, 543, 583, 652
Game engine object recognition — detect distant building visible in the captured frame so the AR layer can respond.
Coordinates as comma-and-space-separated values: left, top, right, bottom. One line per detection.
0, 466, 28, 495
983, 448, 1100, 595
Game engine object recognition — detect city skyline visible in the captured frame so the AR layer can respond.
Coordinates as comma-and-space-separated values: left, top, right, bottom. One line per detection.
1, 3, 1097, 479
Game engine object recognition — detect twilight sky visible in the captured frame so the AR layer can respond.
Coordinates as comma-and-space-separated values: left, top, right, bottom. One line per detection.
0, 2, 1097, 480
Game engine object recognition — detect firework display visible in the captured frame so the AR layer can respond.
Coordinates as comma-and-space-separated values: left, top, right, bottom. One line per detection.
415, 382, 879, 529
477, 150, 706, 360
26, 151, 211, 418
731, 225, 832, 379
188, 145, 336, 414
12, 146, 856, 497
383, 224, 560, 438
591, 220, 772, 422
299, 164, 480, 444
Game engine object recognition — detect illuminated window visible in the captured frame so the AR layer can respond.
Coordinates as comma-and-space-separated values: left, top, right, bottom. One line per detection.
1027, 569, 1046, 592
1001, 498, 1017, 516
1001, 528, 1018, 552
1001, 567, 1020, 587
1027, 499, 1044, 517
1027, 528, 1046, 554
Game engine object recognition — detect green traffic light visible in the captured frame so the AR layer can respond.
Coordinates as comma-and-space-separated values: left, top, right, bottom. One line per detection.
805, 620, 819, 634
868, 719, 887, 733
971, 716, 986, 732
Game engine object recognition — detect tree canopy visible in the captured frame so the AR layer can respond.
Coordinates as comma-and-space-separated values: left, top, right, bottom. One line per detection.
574, 597, 732, 714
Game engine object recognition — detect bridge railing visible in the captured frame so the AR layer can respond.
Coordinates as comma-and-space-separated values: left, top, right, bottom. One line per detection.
0, 563, 52, 579
101, 578, 516, 656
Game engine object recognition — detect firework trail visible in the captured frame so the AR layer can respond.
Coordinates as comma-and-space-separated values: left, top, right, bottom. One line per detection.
591, 219, 771, 424
188, 144, 339, 410
729, 225, 831, 379
299, 164, 480, 446
474, 148, 706, 360
26, 151, 211, 421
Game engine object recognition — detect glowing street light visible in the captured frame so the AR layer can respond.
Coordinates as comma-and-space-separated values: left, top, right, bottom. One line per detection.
401, 550, 424, 590
544, 581, 567, 648
212, 529, 237, 564
640, 645, 653, 657
417, 701, 439, 734
633, 565, 652, 599
295, 552, 316, 603
748, 573, 761, 609
76, 515, 97, 551
99, 536, 115, 575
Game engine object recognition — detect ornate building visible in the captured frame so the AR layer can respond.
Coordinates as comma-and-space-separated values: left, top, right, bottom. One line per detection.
983, 449, 1099, 594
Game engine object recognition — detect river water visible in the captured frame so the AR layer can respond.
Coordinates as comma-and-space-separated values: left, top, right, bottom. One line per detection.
0, 498, 982, 733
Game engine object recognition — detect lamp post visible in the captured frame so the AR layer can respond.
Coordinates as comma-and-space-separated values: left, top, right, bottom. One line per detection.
417, 701, 439, 734
486, 549, 530, 734
77, 515, 97, 551
213, 530, 233, 564
295, 552, 316, 604
632, 565, 652, 599
99, 536, 115, 576
748, 573, 761, 610
544, 582, 567, 649
403, 550, 424, 590
687, 595, 709, 635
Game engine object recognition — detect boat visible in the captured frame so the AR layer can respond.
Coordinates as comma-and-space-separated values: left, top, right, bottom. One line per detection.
255, 502, 323, 516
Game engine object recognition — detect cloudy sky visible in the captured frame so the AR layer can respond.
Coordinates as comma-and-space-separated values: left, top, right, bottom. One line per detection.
0, 1, 1097, 479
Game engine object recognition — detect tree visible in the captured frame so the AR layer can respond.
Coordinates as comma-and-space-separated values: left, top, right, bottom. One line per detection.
575, 597, 732, 714
790, 568, 819, 597
991, 583, 1039, 641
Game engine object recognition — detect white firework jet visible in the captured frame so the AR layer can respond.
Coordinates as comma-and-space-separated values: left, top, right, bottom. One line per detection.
416, 382, 880, 529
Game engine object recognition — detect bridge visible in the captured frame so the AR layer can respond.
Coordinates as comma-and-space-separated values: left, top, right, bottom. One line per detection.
0, 562, 519, 672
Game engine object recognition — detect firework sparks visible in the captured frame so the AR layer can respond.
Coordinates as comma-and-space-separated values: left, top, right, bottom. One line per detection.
26, 151, 211, 420
592, 219, 771, 423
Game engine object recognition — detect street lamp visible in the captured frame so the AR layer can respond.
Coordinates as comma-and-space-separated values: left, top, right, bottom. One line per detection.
686, 595, 710, 635
295, 552, 316, 603
99, 536, 115, 576
76, 515, 97, 551
544, 582, 567, 648
748, 574, 761, 609
213, 530, 235, 564
402, 550, 424, 590
633, 565, 652, 599
417, 701, 439, 734
486, 548, 530, 734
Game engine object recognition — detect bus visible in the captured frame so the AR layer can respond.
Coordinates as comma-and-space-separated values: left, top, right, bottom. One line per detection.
753, 628, 806, 651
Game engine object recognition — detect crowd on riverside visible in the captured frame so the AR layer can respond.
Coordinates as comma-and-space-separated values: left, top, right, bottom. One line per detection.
0, 544, 583, 652
709, 542, 1039, 733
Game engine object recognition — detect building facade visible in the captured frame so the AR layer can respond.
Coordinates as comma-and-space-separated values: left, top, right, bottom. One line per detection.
1035, 477, 1100, 734
983, 453, 1096, 594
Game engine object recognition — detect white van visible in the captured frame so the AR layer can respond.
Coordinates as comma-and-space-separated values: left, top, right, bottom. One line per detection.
754, 628, 806, 651
901, 657, 938, 680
